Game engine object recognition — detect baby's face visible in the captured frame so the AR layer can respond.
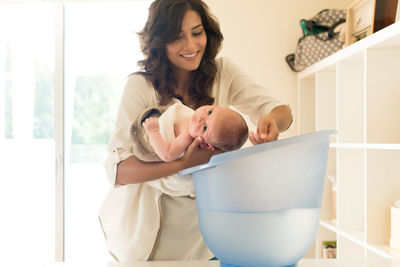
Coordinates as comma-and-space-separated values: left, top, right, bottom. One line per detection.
188, 105, 233, 146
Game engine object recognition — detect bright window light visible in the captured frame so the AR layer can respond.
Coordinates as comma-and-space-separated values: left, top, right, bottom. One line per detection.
0, 4, 56, 264
0, 0, 150, 264
64, 1, 149, 263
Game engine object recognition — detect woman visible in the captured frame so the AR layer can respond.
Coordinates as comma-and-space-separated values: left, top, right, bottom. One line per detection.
99, 0, 292, 261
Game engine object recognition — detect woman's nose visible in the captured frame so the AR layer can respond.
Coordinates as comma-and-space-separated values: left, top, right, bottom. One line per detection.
183, 36, 195, 49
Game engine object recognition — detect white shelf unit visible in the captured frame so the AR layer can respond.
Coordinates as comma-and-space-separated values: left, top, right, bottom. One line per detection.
297, 21, 400, 259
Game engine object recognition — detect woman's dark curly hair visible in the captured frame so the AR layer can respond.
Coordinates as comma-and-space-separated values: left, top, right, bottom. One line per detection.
137, 0, 223, 109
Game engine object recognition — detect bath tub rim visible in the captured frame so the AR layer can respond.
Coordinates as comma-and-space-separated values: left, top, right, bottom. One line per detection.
178, 129, 336, 177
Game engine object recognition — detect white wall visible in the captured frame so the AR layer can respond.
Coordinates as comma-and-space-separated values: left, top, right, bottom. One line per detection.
205, 0, 353, 138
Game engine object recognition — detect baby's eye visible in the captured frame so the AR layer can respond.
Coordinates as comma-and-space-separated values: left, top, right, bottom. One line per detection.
208, 109, 213, 115
203, 125, 207, 132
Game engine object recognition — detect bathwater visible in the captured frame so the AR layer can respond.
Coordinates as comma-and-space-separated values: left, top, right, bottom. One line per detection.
198, 208, 321, 267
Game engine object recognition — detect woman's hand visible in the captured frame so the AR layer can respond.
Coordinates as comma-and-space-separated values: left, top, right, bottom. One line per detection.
249, 105, 292, 145
249, 114, 279, 145
179, 137, 221, 169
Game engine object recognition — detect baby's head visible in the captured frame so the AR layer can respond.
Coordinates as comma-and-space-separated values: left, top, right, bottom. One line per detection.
188, 105, 249, 152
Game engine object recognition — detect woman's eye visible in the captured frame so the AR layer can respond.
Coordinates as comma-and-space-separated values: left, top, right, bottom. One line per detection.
193, 31, 203, 36
208, 109, 213, 115
203, 125, 207, 132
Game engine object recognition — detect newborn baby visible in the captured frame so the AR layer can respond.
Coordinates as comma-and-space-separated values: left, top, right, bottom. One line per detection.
143, 103, 248, 162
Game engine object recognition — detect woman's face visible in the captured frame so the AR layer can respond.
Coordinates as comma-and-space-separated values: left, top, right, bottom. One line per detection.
166, 10, 207, 75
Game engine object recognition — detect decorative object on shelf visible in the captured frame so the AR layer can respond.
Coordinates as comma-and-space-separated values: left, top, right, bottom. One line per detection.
322, 240, 337, 259
345, 0, 376, 45
346, 0, 398, 46
373, 0, 398, 31
390, 199, 400, 252
286, 9, 346, 72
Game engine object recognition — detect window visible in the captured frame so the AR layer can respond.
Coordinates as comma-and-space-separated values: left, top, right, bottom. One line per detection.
0, 1, 150, 263
64, 2, 148, 262
0, 4, 55, 263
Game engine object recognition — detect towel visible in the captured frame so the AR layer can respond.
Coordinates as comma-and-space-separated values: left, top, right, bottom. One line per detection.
129, 102, 196, 197
129, 102, 195, 162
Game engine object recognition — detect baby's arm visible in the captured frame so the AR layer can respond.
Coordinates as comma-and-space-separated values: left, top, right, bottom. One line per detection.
143, 117, 193, 162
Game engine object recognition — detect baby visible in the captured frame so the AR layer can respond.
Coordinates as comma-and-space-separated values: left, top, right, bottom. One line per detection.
143, 103, 249, 162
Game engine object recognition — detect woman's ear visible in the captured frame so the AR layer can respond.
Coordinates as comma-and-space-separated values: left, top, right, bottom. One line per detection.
200, 143, 215, 151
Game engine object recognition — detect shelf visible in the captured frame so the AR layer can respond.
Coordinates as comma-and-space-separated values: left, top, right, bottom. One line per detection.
337, 228, 364, 244
337, 148, 364, 230
337, 235, 365, 259
365, 48, 400, 144
337, 56, 364, 143
297, 75, 315, 135
315, 68, 336, 142
298, 21, 400, 260
298, 22, 400, 79
366, 150, 400, 244
319, 222, 400, 259
320, 219, 337, 233
368, 244, 400, 259
314, 225, 337, 259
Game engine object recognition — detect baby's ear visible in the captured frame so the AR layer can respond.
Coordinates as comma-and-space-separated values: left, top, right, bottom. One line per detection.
200, 143, 215, 151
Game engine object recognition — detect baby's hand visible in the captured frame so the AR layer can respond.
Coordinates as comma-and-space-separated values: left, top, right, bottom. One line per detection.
143, 117, 160, 134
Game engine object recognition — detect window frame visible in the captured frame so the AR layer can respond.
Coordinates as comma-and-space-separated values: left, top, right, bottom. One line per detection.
54, 3, 65, 262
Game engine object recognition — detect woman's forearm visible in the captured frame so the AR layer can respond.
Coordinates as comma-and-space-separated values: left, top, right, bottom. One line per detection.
116, 155, 184, 185
116, 137, 217, 185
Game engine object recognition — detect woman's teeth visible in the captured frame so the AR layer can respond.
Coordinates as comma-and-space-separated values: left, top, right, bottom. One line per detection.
181, 52, 197, 58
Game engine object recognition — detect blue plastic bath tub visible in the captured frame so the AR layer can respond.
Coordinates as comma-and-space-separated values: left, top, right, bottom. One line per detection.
179, 130, 336, 267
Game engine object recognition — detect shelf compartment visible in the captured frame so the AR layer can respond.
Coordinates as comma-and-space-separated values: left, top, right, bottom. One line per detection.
337, 228, 365, 246
321, 148, 337, 221
314, 226, 337, 259
297, 75, 315, 135
337, 148, 364, 232
315, 68, 337, 141
337, 53, 365, 143
367, 243, 400, 259
320, 219, 338, 233
366, 149, 400, 244
337, 235, 365, 259
366, 48, 400, 143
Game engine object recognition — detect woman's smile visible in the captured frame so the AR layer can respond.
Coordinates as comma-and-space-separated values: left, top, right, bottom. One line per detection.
180, 51, 200, 61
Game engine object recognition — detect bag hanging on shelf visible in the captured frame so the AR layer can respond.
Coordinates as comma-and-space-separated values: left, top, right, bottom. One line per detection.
286, 9, 346, 72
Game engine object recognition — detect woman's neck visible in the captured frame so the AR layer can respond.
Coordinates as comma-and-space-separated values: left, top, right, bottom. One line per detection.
174, 70, 191, 93
173, 69, 194, 104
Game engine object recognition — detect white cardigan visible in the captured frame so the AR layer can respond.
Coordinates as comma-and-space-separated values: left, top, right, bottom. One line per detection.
98, 57, 286, 261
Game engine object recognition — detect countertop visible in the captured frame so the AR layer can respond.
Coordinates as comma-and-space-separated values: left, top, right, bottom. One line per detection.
42, 259, 400, 267
108, 259, 400, 267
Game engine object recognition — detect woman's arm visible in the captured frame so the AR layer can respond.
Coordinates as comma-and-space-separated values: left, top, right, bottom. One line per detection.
269, 104, 292, 132
116, 155, 183, 185
216, 58, 293, 144
249, 105, 293, 145
116, 137, 216, 185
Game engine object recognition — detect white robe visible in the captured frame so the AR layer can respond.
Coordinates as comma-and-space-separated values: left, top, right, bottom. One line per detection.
98, 57, 287, 261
